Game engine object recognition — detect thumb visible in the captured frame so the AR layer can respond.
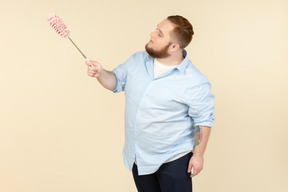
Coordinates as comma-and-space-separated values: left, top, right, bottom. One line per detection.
187, 160, 193, 173
85, 58, 96, 68
85, 58, 91, 63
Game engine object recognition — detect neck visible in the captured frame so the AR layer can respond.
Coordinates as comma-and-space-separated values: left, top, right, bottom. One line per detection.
157, 50, 184, 66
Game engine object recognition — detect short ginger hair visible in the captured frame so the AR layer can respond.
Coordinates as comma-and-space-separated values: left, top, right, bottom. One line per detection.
167, 15, 194, 49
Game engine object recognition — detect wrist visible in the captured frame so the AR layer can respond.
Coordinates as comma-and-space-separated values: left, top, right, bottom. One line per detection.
192, 148, 204, 158
192, 154, 204, 160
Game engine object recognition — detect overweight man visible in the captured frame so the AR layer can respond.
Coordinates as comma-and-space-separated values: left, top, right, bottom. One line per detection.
86, 15, 215, 192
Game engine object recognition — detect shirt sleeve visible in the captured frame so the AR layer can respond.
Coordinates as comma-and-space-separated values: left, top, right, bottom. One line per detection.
111, 56, 132, 93
188, 83, 215, 127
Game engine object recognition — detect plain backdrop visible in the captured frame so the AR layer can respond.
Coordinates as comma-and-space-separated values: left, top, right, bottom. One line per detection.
0, 0, 287, 191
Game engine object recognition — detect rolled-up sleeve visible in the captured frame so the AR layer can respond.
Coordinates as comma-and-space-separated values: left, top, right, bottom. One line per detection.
188, 83, 215, 127
111, 57, 131, 93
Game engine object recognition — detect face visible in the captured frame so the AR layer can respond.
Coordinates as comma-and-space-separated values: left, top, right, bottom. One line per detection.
145, 19, 175, 58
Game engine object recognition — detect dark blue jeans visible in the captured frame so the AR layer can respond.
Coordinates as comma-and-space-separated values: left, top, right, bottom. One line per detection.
132, 152, 193, 192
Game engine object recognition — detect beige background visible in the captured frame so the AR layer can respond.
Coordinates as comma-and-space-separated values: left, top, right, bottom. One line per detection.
0, 0, 287, 191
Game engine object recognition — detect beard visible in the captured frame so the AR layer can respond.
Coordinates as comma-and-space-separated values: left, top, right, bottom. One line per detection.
145, 42, 171, 59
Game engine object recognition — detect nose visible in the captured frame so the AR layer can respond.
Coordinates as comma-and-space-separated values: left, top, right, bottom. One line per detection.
150, 30, 157, 38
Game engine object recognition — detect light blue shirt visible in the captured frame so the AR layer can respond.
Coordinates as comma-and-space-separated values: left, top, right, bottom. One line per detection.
112, 50, 215, 175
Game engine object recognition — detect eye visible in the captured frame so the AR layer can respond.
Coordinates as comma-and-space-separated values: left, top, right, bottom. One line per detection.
155, 28, 162, 37
153, 27, 163, 38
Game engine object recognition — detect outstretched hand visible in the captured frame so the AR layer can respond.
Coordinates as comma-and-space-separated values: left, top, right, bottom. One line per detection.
86, 60, 103, 78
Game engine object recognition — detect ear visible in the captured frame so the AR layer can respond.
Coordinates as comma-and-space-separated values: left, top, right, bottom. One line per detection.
170, 43, 180, 52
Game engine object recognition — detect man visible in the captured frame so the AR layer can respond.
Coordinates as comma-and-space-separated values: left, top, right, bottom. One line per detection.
86, 15, 215, 192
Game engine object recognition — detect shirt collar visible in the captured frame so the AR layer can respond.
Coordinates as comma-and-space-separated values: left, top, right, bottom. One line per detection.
145, 50, 190, 75
175, 50, 190, 74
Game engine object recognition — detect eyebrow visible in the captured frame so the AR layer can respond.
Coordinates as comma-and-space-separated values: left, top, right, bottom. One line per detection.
157, 25, 164, 36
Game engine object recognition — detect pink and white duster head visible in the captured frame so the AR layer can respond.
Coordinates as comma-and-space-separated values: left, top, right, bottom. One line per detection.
48, 13, 70, 38
47, 13, 91, 63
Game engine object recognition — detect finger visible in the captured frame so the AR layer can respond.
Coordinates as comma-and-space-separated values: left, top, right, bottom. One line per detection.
87, 66, 94, 71
191, 167, 202, 177
85, 58, 91, 64
86, 60, 96, 67
87, 72, 93, 77
190, 168, 198, 177
87, 63, 96, 69
85, 60, 91, 66
88, 66, 98, 73
87, 70, 95, 75
187, 161, 193, 173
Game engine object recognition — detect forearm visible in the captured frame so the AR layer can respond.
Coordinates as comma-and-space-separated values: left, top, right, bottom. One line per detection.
188, 126, 211, 177
97, 70, 117, 91
193, 126, 211, 157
